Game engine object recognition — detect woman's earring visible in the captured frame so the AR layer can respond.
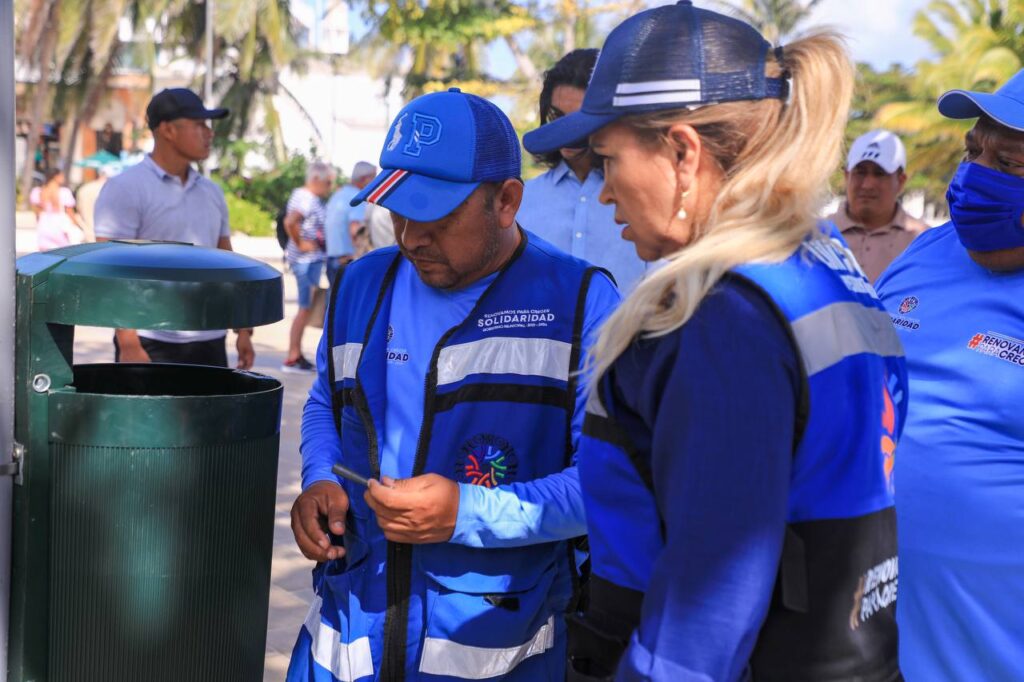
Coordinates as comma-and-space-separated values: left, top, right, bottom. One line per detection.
677, 190, 691, 220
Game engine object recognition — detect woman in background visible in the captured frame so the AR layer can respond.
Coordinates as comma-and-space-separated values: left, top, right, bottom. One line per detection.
30, 168, 85, 250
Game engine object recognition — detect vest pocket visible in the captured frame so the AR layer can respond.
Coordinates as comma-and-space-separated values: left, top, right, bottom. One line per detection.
417, 544, 561, 679
308, 533, 380, 681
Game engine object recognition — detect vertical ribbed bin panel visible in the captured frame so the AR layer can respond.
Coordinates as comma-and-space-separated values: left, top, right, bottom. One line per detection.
40, 363, 283, 682
48, 438, 278, 681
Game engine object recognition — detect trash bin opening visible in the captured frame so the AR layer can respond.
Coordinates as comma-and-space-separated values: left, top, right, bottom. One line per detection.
70, 363, 279, 397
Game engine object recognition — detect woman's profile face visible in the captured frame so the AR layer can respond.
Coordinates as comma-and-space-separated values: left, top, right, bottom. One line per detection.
591, 122, 690, 261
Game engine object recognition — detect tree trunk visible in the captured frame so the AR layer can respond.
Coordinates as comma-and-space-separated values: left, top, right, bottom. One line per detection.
19, 0, 60, 209
61, 46, 120, 174
61, 113, 79, 177
503, 35, 540, 87
16, 0, 55, 64
561, 0, 577, 53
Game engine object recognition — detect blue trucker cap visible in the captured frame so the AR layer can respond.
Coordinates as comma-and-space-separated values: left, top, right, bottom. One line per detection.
351, 88, 521, 222
523, 0, 787, 154
938, 69, 1024, 132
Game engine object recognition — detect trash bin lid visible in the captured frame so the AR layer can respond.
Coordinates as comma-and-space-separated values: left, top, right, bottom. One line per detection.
18, 241, 284, 330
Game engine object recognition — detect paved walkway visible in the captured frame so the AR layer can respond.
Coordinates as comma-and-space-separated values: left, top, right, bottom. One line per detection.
16, 220, 319, 681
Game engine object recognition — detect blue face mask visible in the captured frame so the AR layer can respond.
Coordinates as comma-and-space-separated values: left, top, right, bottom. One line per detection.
946, 162, 1024, 252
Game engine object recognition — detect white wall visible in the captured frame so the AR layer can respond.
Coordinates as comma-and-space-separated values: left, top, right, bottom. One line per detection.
275, 62, 403, 177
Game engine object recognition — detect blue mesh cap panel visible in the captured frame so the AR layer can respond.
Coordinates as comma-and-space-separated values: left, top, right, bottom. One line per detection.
619, 7, 699, 87
698, 8, 772, 102
465, 93, 521, 181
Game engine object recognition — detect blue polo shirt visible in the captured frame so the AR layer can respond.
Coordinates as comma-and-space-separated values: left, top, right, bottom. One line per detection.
519, 161, 647, 293
324, 184, 367, 258
876, 223, 1024, 681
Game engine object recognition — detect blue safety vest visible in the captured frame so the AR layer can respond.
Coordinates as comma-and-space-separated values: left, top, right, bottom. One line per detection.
288, 234, 605, 682
578, 225, 908, 681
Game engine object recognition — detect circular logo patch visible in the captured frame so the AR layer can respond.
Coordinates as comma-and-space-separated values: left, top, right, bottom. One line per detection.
386, 325, 395, 343
456, 434, 518, 488
899, 296, 919, 315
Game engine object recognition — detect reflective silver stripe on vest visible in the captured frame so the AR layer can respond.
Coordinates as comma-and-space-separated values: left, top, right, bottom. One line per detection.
791, 302, 903, 377
418, 615, 556, 679
436, 337, 572, 387
303, 595, 375, 681
331, 343, 364, 381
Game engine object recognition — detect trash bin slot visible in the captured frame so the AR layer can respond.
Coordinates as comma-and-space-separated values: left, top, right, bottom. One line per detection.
70, 363, 279, 397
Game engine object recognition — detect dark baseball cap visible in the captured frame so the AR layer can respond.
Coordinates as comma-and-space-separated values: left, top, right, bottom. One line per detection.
146, 88, 229, 130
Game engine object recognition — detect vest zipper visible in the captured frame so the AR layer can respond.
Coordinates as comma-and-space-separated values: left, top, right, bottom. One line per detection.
379, 235, 528, 680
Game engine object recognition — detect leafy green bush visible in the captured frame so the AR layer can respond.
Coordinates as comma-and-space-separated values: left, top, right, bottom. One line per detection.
223, 191, 274, 237
224, 155, 310, 216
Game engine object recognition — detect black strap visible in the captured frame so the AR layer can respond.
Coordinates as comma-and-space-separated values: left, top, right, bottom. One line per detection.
324, 261, 347, 435
565, 267, 602, 615
778, 526, 809, 613
566, 575, 643, 680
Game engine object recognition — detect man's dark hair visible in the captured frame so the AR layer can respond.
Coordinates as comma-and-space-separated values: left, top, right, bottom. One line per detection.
535, 49, 599, 168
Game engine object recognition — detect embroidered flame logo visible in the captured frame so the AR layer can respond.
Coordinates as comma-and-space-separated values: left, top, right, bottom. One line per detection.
881, 384, 896, 493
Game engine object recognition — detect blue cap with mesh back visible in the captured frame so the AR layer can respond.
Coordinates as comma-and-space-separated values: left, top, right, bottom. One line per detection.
351, 88, 521, 222
938, 69, 1024, 131
523, 0, 788, 154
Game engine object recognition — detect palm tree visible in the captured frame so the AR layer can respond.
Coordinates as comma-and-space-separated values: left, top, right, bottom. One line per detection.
16, 0, 62, 206
348, 0, 533, 98
710, 0, 823, 44
875, 0, 1024, 201
207, 0, 302, 167
16, 0, 194, 203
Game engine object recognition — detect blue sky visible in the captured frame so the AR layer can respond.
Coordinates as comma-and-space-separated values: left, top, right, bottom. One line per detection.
803, 0, 935, 69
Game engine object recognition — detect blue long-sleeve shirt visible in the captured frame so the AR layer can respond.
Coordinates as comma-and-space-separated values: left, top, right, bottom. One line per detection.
301, 253, 620, 548
519, 162, 648, 293
593, 278, 798, 682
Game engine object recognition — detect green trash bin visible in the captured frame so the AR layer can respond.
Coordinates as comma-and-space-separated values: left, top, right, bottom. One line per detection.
9, 241, 285, 682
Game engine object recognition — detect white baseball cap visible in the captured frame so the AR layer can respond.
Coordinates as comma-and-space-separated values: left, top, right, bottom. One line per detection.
847, 129, 907, 174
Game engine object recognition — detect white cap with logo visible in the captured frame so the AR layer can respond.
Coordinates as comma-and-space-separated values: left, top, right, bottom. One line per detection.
847, 129, 907, 174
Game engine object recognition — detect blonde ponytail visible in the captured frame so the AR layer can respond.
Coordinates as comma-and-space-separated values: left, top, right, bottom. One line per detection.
588, 32, 854, 383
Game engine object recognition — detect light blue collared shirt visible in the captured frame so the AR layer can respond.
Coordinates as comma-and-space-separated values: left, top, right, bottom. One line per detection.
324, 184, 367, 258
518, 160, 647, 293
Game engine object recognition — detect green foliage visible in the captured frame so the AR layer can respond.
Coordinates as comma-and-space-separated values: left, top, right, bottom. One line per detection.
711, 0, 823, 44
221, 190, 275, 237
216, 154, 309, 217
874, 0, 1024, 204
849, 63, 915, 142
841, 63, 932, 192
357, 0, 539, 96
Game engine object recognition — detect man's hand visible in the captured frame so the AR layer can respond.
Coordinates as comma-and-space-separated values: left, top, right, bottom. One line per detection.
235, 330, 255, 369
364, 474, 460, 544
116, 329, 151, 363
291, 481, 350, 562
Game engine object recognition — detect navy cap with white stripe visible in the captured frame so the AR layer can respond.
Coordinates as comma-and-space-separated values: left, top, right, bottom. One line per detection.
351, 88, 521, 222
523, 0, 788, 154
